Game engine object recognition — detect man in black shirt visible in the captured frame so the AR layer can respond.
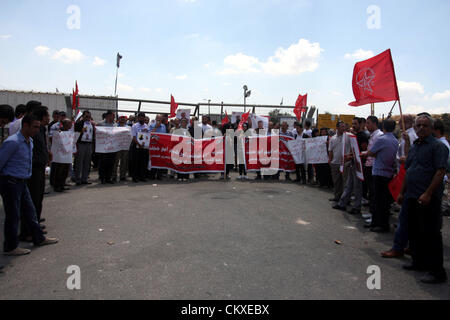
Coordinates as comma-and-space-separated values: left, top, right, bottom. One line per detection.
20, 106, 50, 241
398, 114, 448, 284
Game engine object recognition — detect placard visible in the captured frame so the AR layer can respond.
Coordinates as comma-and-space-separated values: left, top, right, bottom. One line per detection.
286, 138, 306, 164
305, 136, 329, 164
95, 127, 133, 153
51, 131, 74, 164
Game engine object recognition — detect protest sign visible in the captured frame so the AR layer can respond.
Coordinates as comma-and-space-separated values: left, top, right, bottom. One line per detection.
251, 114, 269, 130
95, 127, 133, 153
305, 136, 329, 164
51, 131, 74, 164
176, 109, 191, 121
245, 135, 296, 173
137, 132, 150, 149
149, 133, 225, 174
286, 138, 306, 164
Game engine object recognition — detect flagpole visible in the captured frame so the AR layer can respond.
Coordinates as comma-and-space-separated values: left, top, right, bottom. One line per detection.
398, 98, 406, 132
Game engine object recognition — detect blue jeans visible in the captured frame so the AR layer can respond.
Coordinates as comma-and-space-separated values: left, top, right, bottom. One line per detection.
0, 176, 45, 252
392, 202, 408, 252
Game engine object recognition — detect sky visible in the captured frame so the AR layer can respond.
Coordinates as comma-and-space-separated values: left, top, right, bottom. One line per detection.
0, 0, 449, 118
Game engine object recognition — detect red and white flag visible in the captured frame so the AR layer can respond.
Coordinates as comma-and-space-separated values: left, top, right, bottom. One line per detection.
349, 49, 399, 107
170, 95, 179, 118
294, 94, 307, 121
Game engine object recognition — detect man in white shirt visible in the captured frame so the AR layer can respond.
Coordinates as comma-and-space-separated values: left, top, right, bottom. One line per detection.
8, 104, 27, 136
397, 115, 418, 159
201, 116, 213, 135
328, 121, 347, 201
362, 116, 384, 220
303, 120, 312, 138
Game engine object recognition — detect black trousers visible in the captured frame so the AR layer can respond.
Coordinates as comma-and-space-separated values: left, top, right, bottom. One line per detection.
316, 163, 333, 187
20, 165, 46, 237
99, 153, 117, 182
49, 162, 56, 186
53, 163, 70, 191
363, 166, 375, 213
407, 197, 445, 276
239, 164, 246, 176
295, 164, 306, 182
132, 147, 149, 180
307, 164, 314, 182
27, 165, 46, 221
372, 175, 393, 229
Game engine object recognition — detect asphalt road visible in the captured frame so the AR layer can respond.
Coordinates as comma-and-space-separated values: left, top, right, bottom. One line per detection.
0, 172, 449, 300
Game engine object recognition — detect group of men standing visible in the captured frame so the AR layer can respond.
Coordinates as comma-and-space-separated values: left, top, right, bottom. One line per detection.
329, 114, 449, 284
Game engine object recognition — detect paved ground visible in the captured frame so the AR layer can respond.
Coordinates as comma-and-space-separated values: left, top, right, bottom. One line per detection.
0, 172, 449, 300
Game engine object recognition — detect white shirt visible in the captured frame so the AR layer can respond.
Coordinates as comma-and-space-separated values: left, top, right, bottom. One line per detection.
439, 137, 450, 157
397, 127, 418, 158
202, 123, 212, 133
329, 134, 344, 165
366, 129, 384, 167
303, 129, 312, 138
49, 121, 61, 138
8, 118, 22, 136
131, 122, 149, 138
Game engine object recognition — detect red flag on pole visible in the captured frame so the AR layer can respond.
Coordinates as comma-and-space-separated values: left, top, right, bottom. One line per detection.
170, 95, 179, 118
222, 111, 229, 126
72, 81, 80, 111
294, 94, 307, 121
349, 49, 399, 107
238, 111, 250, 131
389, 164, 406, 201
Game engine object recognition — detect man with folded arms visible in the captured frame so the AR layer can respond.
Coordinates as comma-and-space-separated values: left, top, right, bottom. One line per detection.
0, 114, 58, 256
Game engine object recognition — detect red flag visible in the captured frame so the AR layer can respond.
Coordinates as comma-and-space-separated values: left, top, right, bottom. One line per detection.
238, 111, 250, 130
72, 89, 76, 111
170, 95, 178, 118
349, 49, 399, 107
294, 94, 307, 121
222, 112, 229, 126
72, 81, 80, 111
389, 164, 406, 201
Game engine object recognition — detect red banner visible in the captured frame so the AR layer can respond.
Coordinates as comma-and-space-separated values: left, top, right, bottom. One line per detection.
245, 135, 296, 173
149, 133, 225, 173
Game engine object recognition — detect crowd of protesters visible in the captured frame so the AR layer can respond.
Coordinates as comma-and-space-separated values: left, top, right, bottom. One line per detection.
0, 102, 449, 284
